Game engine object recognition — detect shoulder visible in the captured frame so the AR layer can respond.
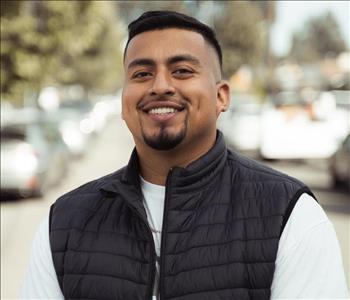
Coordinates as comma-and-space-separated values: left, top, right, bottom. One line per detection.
226, 149, 307, 188
225, 149, 315, 223
49, 167, 128, 233
272, 193, 349, 298
52, 166, 127, 210
279, 193, 330, 250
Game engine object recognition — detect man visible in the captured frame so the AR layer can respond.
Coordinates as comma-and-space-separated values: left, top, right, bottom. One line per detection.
22, 11, 348, 300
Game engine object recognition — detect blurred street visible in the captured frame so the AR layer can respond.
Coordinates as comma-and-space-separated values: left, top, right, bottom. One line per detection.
1, 117, 349, 298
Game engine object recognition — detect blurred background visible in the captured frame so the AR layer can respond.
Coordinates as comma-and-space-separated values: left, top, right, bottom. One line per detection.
1, 1, 349, 298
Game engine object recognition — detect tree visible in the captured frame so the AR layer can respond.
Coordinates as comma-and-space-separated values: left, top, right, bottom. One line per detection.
116, 1, 189, 26
116, 1, 264, 79
213, 1, 264, 78
289, 12, 347, 63
1, 1, 124, 106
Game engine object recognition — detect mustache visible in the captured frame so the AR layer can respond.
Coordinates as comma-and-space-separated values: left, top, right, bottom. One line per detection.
137, 95, 189, 110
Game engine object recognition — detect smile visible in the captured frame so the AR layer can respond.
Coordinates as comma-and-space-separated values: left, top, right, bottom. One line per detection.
148, 107, 178, 114
143, 106, 185, 123
139, 101, 186, 122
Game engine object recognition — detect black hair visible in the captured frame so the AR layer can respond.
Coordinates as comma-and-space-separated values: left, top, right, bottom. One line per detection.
124, 10, 222, 68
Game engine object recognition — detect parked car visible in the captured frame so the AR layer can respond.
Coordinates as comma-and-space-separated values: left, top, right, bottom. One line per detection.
218, 93, 263, 153
59, 99, 98, 135
330, 134, 350, 190
1, 115, 69, 197
259, 91, 339, 160
91, 90, 123, 130
45, 110, 90, 157
0, 101, 16, 124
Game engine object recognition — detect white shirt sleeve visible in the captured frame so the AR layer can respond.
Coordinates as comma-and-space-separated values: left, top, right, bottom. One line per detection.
20, 217, 64, 299
271, 193, 349, 299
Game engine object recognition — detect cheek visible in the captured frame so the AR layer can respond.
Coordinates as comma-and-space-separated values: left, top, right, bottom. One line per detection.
121, 100, 140, 134
189, 82, 217, 115
122, 86, 139, 116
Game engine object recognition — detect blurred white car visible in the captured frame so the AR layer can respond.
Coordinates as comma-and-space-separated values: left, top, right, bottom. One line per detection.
218, 93, 262, 152
260, 109, 338, 160
58, 120, 89, 157
0, 101, 16, 124
259, 91, 339, 160
96, 90, 122, 119
1, 114, 69, 197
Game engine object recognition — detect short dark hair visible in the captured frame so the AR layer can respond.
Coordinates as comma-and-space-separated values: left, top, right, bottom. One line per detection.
124, 10, 222, 68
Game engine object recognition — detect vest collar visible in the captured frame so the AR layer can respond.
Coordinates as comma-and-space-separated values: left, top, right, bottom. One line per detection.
99, 130, 227, 220
100, 130, 227, 195
123, 130, 227, 193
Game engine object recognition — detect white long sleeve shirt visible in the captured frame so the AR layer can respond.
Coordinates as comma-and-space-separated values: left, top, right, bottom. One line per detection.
21, 179, 349, 299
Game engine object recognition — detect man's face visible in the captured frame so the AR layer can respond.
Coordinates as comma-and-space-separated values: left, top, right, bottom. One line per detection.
122, 28, 228, 152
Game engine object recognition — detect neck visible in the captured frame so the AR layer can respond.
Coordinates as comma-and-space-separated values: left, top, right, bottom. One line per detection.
136, 132, 217, 186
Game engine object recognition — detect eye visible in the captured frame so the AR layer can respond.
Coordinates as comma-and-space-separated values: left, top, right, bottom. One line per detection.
172, 68, 194, 78
131, 71, 153, 79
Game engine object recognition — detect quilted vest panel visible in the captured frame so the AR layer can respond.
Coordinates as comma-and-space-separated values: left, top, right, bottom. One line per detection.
50, 183, 155, 300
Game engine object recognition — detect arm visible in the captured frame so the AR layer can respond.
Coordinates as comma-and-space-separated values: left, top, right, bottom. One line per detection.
21, 216, 64, 299
271, 193, 349, 299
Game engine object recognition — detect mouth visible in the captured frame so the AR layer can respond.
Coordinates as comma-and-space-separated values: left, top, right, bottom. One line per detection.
140, 101, 186, 122
148, 107, 181, 114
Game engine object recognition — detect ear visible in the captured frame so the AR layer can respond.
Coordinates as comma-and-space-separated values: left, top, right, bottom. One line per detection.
215, 80, 230, 117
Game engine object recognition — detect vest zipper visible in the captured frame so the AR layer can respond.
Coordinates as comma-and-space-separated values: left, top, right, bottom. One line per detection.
159, 168, 173, 300
123, 195, 156, 300
143, 213, 157, 300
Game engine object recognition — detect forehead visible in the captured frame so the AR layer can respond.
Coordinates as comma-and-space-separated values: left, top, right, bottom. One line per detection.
124, 28, 216, 67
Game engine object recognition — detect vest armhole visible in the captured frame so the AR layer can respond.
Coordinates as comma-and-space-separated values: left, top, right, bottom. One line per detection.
49, 204, 54, 234
279, 187, 317, 237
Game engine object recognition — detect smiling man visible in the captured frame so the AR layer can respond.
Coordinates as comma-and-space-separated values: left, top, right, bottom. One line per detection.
22, 11, 348, 300
122, 24, 228, 185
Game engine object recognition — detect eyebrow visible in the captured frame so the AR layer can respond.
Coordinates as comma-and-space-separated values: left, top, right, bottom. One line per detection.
127, 58, 155, 70
127, 54, 201, 70
167, 54, 201, 66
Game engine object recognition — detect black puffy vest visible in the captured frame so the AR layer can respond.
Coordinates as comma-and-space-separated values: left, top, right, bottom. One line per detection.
49, 131, 315, 300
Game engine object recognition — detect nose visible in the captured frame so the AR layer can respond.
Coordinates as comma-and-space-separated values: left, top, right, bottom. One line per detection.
149, 71, 175, 96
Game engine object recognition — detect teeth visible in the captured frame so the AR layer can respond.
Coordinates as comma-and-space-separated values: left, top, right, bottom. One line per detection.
149, 107, 177, 114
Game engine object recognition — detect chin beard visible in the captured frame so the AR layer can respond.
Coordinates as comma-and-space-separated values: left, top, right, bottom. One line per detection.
142, 125, 186, 151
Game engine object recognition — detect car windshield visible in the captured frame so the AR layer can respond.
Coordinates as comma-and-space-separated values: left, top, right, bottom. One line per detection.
60, 100, 92, 112
1, 121, 60, 145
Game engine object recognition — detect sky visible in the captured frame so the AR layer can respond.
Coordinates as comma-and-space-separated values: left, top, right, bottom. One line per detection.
270, 1, 350, 56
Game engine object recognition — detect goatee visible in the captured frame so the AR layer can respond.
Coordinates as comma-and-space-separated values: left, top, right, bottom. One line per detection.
142, 125, 186, 151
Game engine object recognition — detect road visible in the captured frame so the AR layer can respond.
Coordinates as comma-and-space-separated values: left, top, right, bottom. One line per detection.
1, 117, 349, 298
